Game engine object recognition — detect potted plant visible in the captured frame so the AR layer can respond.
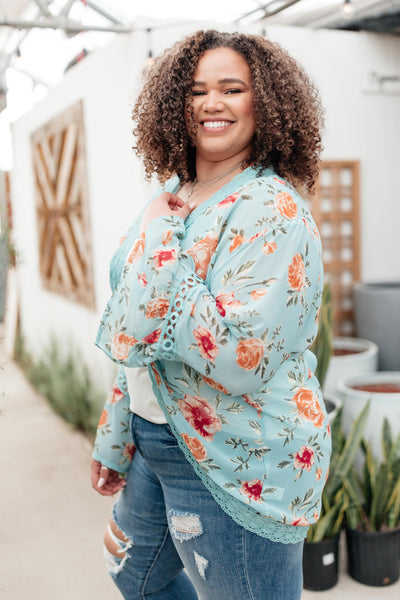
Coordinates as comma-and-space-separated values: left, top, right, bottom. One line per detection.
344, 418, 400, 586
337, 371, 400, 464
302, 402, 370, 590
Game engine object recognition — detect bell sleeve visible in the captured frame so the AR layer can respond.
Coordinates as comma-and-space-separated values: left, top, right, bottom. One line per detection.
95, 183, 323, 397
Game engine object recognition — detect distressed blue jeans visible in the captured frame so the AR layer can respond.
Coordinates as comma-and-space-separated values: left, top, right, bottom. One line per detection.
105, 414, 304, 599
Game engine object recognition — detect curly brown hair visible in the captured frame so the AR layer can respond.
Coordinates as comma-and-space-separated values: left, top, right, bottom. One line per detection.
132, 30, 324, 193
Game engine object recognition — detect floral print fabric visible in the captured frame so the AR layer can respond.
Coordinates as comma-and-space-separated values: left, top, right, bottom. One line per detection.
93, 166, 331, 543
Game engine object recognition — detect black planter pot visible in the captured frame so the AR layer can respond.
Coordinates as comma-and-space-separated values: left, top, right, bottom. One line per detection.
302, 533, 340, 591
345, 526, 400, 586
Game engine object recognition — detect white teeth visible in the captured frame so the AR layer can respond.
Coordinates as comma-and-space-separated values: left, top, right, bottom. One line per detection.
202, 121, 231, 128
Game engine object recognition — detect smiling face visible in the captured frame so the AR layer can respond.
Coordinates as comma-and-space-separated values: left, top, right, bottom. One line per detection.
186, 47, 256, 165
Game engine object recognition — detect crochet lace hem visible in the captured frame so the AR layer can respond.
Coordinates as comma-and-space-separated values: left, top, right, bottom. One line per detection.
148, 364, 308, 545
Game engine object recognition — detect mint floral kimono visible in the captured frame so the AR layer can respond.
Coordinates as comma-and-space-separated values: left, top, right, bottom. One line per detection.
93, 166, 331, 544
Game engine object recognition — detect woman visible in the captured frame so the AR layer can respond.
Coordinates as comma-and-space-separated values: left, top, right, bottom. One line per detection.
91, 30, 330, 600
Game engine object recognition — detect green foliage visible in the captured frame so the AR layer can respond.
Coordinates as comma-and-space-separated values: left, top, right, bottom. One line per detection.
311, 281, 333, 389
15, 333, 104, 437
345, 418, 400, 532
307, 401, 370, 542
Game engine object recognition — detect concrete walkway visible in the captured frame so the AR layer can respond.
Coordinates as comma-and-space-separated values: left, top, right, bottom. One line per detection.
1, 341, 400, 599
0, 345, 120, 600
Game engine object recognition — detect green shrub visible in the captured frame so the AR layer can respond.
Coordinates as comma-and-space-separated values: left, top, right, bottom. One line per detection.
15, 333, 105, 437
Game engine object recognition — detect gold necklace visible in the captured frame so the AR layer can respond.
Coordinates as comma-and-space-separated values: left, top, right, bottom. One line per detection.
186, 161, 243, 200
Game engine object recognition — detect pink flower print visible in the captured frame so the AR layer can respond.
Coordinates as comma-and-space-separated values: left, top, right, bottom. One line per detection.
249, 228, 268, 243
215, 292, 241, 316
153, 247, 177, 270
108, 383, 124, 404
294, 445, 315, 472
178, 394, 222, 441
142, 329, 161, 344
122, 443, 136, 462
240, 479, 263, 503
193, 326, 219, 363
291, 516, 309, 527
138, 273, 147, 287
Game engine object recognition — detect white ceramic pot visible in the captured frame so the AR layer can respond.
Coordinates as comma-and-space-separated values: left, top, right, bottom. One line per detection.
323, 337, 378, 396
323, 392, 343, 423
337, 372, 400, 463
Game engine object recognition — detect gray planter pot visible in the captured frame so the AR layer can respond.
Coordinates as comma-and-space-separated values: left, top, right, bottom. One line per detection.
354, 282, 400, 371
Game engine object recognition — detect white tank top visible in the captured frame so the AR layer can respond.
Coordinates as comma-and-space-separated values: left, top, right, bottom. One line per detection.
125, 366, 167, 424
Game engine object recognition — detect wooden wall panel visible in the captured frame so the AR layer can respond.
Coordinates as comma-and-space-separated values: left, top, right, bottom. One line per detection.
310, 161, 360, 336
31, 101, 95, 309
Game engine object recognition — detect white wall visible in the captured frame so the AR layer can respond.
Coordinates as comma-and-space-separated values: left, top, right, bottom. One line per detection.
10, 23, 400, 389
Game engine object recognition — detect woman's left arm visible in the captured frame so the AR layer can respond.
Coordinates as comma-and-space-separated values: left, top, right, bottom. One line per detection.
96, 188, 323, 396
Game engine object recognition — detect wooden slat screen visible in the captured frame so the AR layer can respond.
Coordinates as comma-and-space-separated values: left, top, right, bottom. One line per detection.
31, 101, 95, 309
310, 161, 360, 336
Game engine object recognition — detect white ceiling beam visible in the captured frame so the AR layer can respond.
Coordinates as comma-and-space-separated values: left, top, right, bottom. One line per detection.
0, 16, 131, 33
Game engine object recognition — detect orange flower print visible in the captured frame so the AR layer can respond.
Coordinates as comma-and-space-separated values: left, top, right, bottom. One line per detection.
193, 326, 219, 363
250, 288, 268, 301
294, 445, 315, 471
98, 409, 108, 428
138, 272, 147, 287
313, 511, 319, 521
111, 332, 137, 360
292, 516, 309, 527
217, 192, 239, 209
316, 468, 322, 481
240, 479, 263, 503
181, 433, 208, 461
142, 329, 161, 344
178, 395, 222, 441
215, 292, 241, 316
202, 375, 230, 395
108, 383, 124, 404
288, 253, 305, 291
153, 248, 177, 270
119, 235, 127, 244
122, 443, 136, 462
162, 229, 173, 245
235, 338, 264, 371
127, 233, 145, 264
275, 192, 297, 220
262, 241, 277, 255
190, 303, 196, 317
187, 232, 218, 280
150, 362, 162, 386
229, 234, 245, 253
293, 387, 325, 428
145, 298, 170, 319
242, 394, 263, 418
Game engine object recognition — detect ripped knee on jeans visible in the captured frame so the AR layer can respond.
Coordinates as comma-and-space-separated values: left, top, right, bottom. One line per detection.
103, 518, 133, 575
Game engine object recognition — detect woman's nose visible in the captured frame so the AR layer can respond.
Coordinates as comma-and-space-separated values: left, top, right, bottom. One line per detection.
203, 91, 223, 111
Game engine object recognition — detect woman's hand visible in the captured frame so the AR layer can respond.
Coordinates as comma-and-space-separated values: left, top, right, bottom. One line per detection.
91, 458, 126, 496
140, 192, 193, 233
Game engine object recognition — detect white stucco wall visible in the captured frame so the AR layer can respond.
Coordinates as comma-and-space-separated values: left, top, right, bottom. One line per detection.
10, 23, 400, 388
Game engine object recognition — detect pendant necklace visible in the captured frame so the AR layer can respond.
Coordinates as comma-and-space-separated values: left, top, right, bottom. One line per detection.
186, 161, 243, 201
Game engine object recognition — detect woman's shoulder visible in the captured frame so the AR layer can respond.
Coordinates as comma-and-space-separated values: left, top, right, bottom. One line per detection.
231, 167, 314, 224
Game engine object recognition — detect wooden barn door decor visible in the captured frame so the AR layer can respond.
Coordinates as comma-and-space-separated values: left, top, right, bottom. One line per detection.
310, 161, 360, 336
31, 101, 95, 309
